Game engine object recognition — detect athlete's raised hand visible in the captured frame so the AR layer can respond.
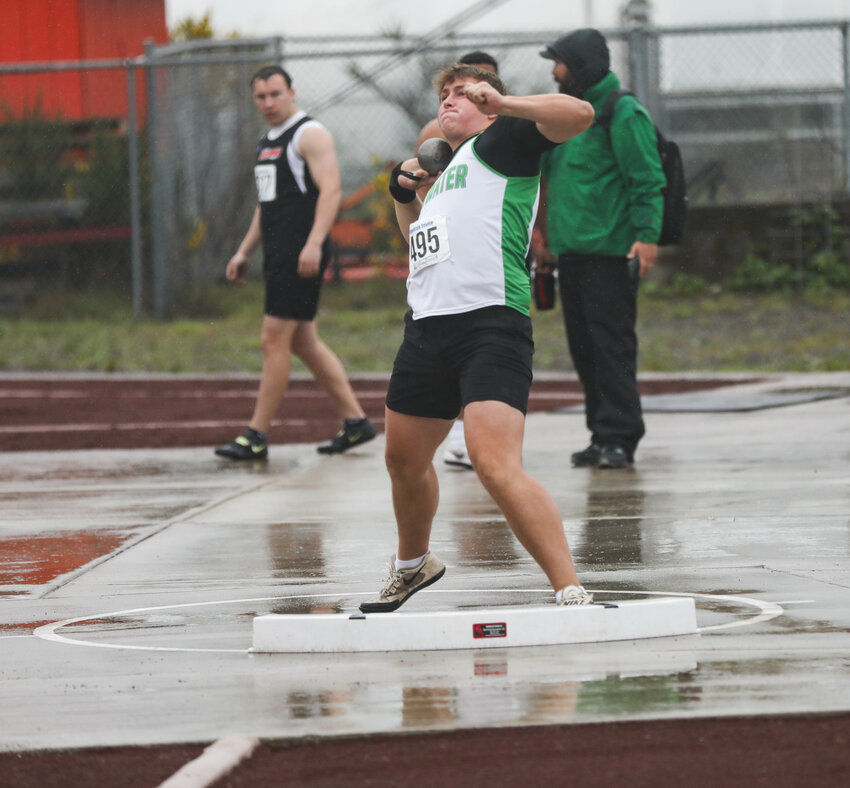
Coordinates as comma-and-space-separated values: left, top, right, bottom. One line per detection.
464, 81, 504, 115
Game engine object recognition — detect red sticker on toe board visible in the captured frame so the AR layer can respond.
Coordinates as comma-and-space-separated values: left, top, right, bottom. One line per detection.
473, 622, 507, 639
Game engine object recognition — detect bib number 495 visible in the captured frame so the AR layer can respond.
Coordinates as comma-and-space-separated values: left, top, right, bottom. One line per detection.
408, 215, 450, 275
410, 225, 440, 262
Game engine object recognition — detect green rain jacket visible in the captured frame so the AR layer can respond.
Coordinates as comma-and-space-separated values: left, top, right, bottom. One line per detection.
541, 71, 666, 256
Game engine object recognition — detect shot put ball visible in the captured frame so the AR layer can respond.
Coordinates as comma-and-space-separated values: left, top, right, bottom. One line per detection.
417, 138, 452, 176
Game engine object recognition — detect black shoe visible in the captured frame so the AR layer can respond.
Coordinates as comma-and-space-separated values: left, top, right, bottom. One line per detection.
215, 428, 268, 460
317, 417, 377, 454
597, 444, 632, 469
571, 443, 601, 467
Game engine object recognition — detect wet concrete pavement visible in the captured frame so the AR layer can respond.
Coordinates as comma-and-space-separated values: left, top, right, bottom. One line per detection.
1, 373, 849, 751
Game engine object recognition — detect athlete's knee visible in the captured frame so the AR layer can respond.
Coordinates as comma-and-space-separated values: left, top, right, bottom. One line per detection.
385, 443, 429, 483
471, 450, 515, 492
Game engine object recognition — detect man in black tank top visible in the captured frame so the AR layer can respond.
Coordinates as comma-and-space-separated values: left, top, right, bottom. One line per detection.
214, 65, 375, 460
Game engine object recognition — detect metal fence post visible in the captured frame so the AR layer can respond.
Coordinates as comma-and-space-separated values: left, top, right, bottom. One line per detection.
627, 26, 649, 103
843, 23, 850, 193
144, 38, 167, 319
125, 60, 144, 319
646, 27, 663, 130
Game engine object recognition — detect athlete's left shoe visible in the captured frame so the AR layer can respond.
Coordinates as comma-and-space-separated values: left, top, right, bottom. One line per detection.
317, 417, 377, 454
556, 585, 594, 606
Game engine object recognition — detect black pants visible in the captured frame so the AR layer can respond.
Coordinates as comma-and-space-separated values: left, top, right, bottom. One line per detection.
558, 253, 644, 458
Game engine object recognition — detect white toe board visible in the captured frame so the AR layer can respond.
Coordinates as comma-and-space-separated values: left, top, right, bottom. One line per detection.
251, 597, 698, 653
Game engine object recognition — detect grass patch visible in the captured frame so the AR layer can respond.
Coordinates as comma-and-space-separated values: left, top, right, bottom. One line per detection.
1, 279, 848, 374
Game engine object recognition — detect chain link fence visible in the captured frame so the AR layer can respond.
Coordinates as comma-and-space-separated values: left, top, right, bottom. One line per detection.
1, 21, 849, 316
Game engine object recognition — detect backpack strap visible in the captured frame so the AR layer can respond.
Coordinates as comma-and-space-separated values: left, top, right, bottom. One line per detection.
593, 89, 634, 131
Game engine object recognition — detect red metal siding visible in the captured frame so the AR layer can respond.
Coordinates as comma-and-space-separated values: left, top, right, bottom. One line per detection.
78, 0, 168, 120
78, 0, 167, 59
0, 0, 83, 118
0, 0, 167, 121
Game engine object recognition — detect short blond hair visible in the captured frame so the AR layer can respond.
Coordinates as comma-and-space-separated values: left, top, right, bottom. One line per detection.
434, 64, 507, 96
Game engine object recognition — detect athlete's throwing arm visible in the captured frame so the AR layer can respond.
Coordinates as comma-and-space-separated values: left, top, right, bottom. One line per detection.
393, 79, 593, 241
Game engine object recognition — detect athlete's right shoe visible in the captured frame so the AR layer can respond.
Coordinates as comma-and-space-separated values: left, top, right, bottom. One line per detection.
214, 428, 268, 460
359, 551, 446, 613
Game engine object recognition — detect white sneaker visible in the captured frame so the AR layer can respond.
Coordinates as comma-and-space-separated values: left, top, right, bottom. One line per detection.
443, 441, 473, 470
556, 585, 594, 606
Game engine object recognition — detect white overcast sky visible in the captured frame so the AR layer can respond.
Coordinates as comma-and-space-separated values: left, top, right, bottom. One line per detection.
165, 0, 850, 38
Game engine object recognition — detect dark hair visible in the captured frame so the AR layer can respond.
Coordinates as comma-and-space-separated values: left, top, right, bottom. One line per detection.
250, 65, 293, 88
458, 51, 499, 73
434, 64, 506, 96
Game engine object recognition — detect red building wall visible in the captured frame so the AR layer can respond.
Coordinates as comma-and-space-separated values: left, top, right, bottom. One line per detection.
0, 0, 168, 122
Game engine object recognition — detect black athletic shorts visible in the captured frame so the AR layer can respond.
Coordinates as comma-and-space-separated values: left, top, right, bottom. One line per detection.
386, 306, 534, 419
263, 238, 332, 321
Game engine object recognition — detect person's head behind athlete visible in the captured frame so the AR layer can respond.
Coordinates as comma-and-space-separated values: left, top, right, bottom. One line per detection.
457, 50, 499, 74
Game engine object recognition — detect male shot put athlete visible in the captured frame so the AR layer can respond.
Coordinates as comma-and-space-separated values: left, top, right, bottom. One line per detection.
360, 65, 595, 613
414, 51, 499, 471
215, 65, 375, 461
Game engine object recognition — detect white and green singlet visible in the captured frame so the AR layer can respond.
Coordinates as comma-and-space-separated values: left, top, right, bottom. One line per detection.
405, 116, 557, 320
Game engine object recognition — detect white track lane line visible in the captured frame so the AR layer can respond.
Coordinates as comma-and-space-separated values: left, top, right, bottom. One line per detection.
158, 735, 260, 788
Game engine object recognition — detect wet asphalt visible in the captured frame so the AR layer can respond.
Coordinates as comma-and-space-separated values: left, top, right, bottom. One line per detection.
1, 372, 849, 751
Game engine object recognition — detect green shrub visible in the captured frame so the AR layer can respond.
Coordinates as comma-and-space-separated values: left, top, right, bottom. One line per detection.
729, 252, 796, 292
808, 251, 850, 289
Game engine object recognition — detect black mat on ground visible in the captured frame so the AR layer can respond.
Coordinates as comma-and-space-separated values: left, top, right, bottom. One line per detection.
554, 387, 850, 414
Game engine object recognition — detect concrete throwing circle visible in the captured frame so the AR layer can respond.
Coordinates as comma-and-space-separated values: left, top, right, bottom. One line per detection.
32, 589, 785, 654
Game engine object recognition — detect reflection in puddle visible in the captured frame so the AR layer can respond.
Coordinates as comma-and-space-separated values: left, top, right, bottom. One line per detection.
575, 489, 647, 568
286, 689, 352, 719
253, 643, 700, 729
450, 519, 520, 569
266, 522, 326, 580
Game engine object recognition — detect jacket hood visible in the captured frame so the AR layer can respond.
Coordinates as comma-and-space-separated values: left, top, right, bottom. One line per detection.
540, 28, 610, 94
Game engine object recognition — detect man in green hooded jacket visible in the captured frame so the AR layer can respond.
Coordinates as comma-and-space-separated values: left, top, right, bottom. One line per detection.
537, 28, 665, 469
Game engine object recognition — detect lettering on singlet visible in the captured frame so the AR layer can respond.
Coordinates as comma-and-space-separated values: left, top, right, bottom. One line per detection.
422, 164, 469, 205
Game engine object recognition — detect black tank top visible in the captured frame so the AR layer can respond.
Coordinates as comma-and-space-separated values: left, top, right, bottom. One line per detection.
254, 114, 322, 263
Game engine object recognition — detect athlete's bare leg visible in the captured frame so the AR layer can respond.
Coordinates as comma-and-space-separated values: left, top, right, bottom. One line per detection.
463, 399, 580, 590
384, 408, 453, 560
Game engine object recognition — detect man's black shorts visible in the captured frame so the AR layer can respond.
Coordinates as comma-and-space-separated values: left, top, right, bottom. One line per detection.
386, 306, 534, 420
263, 238, 332, 321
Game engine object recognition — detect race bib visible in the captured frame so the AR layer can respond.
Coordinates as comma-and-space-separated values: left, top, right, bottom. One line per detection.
408, 215, 450, 275
254, 164, 277, 202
